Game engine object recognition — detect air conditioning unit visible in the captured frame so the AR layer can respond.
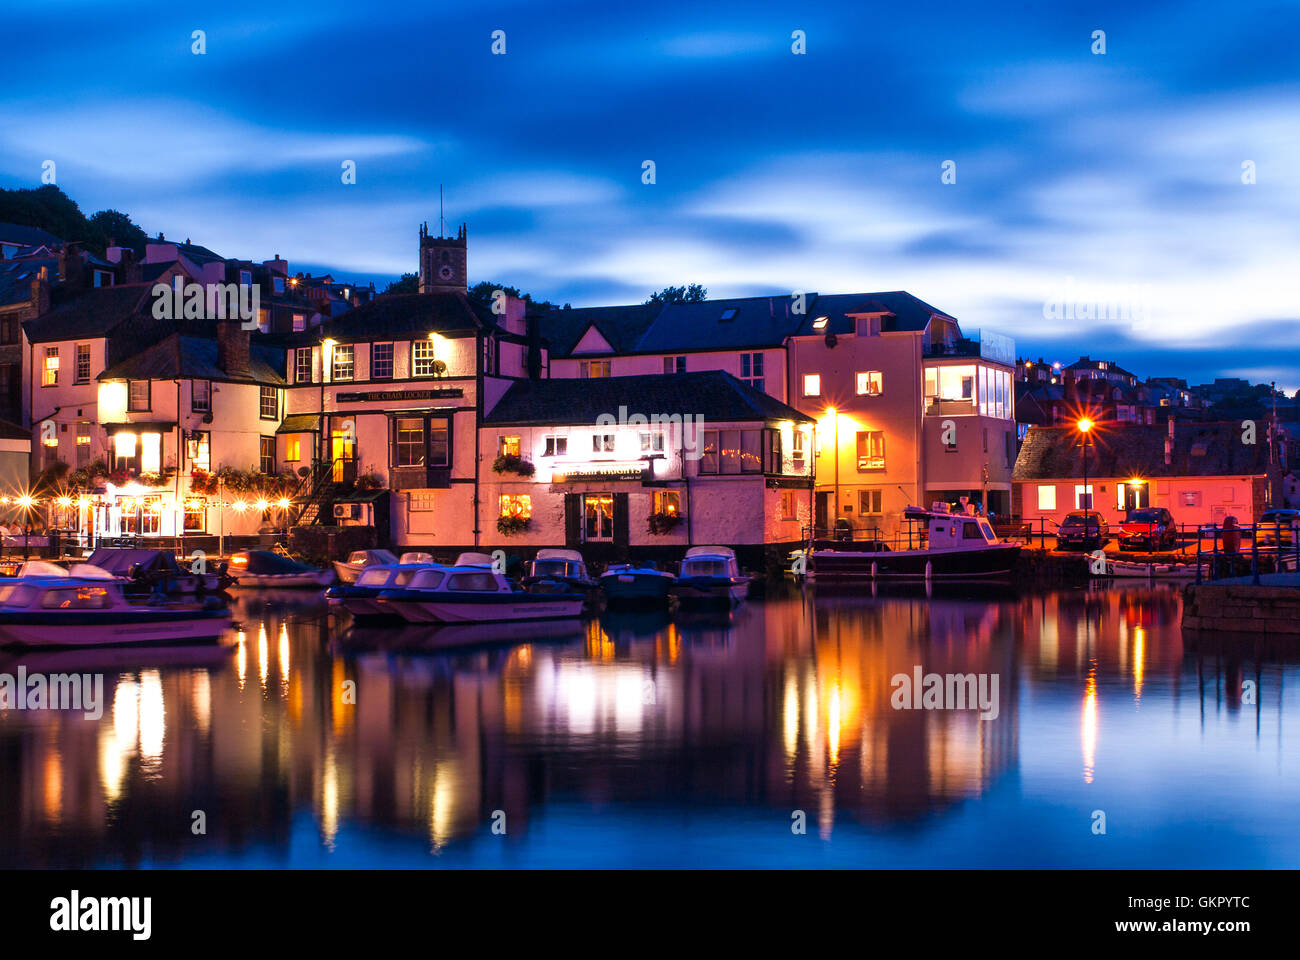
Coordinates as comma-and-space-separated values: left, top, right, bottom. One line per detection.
333, 503, 360, 519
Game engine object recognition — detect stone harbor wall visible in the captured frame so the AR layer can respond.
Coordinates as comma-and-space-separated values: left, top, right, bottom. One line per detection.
1182, 583, 1300, 634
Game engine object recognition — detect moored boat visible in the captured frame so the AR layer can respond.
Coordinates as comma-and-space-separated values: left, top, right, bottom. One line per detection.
85, 547, 232, 595
326, 562, 443, 621
0, 566, 232, 648
674, 546, 750, 604
377, 565, 584, 623
522, 548, 595, 598
399, 551, 434, 564
229, 550, 333, 588
599, 562, 676, 605
332, 549, 399, 583
808, 504, 1021, 580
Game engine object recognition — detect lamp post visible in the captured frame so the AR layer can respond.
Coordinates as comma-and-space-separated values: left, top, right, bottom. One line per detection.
828, 407, 839, 533
1078, 418, 1094, 512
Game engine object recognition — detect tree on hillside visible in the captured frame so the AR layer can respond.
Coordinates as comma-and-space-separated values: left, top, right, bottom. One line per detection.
88, 209, 149, 256
645, 284, 707, 305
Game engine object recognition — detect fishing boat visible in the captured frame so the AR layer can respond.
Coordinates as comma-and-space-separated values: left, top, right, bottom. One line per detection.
376, 565, 584, 624
332, 549, 399, 583
808, 504, 1021, 580
674, 546, 750, 604
522, 548, 596, 598
326, 562, 441, 621
0, 565, 232, 648
85, 547, 232, 596
599, 562, 676, 605
228, 550, 333, 588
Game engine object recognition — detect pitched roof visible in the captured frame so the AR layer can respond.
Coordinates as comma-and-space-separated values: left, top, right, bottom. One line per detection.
0, 257, 56, 308
536, 291, 957, 358
316, 291, 491, 343
483, 370, 813, 426
1013, 422, 1272, 480
97, 334, 286, 385
22, 283, 154, 342
537, 303, 661, 355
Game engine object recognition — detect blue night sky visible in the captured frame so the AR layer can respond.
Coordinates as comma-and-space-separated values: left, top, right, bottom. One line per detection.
3, 1, 1297, 390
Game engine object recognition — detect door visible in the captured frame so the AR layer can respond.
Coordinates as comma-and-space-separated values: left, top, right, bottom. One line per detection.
331, 428, 356, 483
583, 493, 614, 541
815, 491, 830, 536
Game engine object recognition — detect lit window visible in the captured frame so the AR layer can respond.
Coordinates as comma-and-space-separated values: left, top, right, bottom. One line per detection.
332, 344, 354, 381
259, 436, 275, 474
580, 360, 611, 378
856, 371, 883, 396
653, 490, 680, 515
292, 313, 306, 332
141, 433, 161, 473
856, 431, 885, 471
42, 347, 59, 386
285, 437, 301, 462
811, 316, 829, 330
500, 494, 531, 519
1037, 485, 1056, 511
499, 435, 521, 457
187, 431, 210, 472
781, 489, 797, 519
396, 418, 425, 466
802, 373, 821, 397
1074, 484, 1094, 509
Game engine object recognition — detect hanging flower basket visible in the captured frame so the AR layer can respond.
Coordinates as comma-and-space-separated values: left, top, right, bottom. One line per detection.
497, 514, 532, 535
492, 454, 535, 477
647, 511, 684, 535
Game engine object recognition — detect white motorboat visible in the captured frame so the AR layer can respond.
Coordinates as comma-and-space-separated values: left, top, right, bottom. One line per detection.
399, 551, 435, 564
229, 550, 333, 588
0, 565, 232, 648
326, 562, 443, 620
332, 549, 399, 583
376, 565, 584, 624
674, 546, 750, 603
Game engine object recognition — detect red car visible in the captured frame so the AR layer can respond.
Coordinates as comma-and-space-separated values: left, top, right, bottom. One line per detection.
1119, 507, 1178, 552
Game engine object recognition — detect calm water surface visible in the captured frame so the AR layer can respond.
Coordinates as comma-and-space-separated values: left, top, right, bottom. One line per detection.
1, 583, 1296, 868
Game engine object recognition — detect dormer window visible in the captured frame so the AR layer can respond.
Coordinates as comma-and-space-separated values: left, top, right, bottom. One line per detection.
720, 308, 738, 322
855, 315, 882, 337
811, 316, 829, 330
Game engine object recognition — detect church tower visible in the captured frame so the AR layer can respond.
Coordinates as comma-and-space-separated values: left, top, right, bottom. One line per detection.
418, 221, 468, 294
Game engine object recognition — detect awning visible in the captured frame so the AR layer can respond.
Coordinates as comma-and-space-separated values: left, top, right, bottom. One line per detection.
276, 414, 322, 435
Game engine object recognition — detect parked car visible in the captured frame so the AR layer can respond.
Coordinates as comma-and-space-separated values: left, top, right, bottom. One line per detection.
1257, 508, 1300, 546
1056, 511, 1109, 550
1118, 507, 1178, 552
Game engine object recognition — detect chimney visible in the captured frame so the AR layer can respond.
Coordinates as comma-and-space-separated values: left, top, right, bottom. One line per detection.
30, 265, 50, 315
216, 319, 252, 378
58, 242, 87, 292
263, 255, 288, 277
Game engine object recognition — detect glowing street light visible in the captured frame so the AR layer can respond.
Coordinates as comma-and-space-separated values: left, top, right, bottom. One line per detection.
1077, 419, 1094, 512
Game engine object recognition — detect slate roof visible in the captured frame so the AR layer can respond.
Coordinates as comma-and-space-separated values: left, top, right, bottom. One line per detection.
0, 223, 61, 247
316, 291, 492, 343
23, 283, 155, 342
484, 370, 813, 426
97, 334, 286, 386
0, 257, 57, 308
1013, 422, 1272, 480
277, 413, 321, 434
536, 291, 957, 358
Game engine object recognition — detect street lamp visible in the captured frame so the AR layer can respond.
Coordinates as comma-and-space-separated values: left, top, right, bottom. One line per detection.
827, 407, 839, 534
1077, 419, 1094, 512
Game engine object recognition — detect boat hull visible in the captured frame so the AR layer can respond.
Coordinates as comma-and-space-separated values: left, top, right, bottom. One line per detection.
378, 590, 585, 624
0, 609, 233, 648
234, 570, 333, 589
674, 576, 749, 603
600, 574, 674, 604
809, 544, 1021, 580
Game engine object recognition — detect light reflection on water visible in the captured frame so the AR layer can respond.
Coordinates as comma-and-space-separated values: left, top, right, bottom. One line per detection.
0, 582, 1297, 868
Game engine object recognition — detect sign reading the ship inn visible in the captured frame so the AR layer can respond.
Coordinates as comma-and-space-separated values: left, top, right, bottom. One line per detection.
337, 387, 464, 403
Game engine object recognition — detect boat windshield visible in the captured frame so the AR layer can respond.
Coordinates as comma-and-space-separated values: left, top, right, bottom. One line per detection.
0, 584, 37, 607
447, 572, 499, 591
40, 586, 113, 609
532, 560, 575, 577
684, 560, 729, 577
408, 570, 446, 590
357, 568, 392, 587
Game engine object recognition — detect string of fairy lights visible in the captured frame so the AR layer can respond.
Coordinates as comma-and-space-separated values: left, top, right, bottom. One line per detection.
0, 491, 294, 513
